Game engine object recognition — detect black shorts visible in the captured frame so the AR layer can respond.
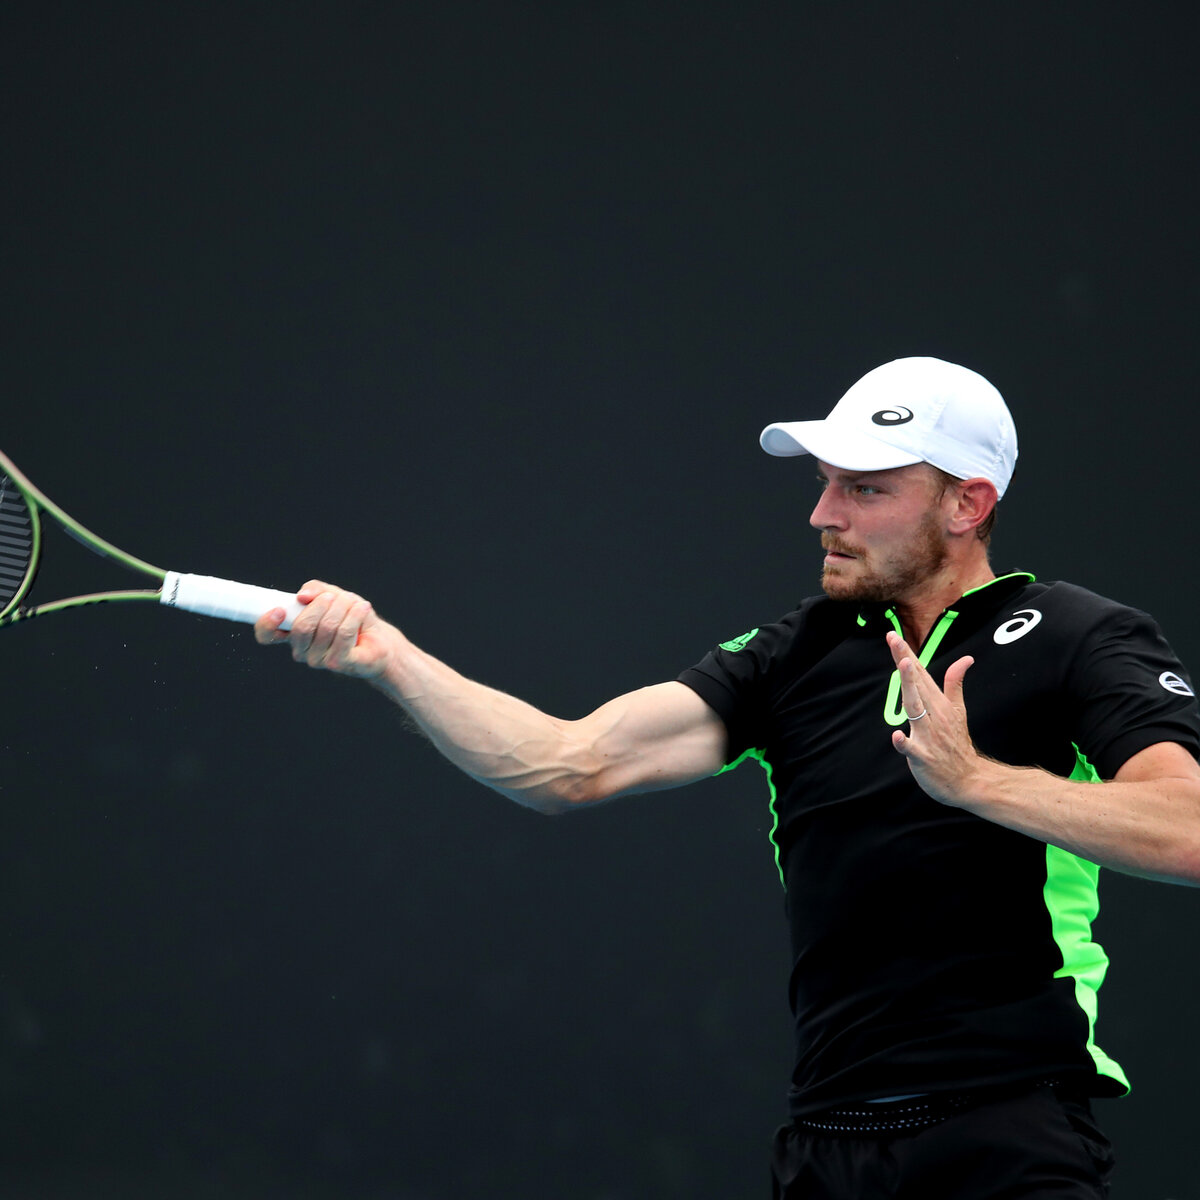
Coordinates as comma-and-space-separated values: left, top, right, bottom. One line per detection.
770, 1083, 1115, 1199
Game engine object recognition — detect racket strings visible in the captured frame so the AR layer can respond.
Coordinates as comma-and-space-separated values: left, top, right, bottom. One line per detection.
0, 473, 35, 609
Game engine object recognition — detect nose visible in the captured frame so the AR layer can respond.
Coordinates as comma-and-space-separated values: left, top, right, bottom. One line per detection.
809, 485, 847, 532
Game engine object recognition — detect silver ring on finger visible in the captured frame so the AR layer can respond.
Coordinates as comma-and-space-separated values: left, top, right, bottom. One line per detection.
908, 708, 929, 721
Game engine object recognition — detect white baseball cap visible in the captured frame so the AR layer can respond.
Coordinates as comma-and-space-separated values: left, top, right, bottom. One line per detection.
760, 357, 1018, 498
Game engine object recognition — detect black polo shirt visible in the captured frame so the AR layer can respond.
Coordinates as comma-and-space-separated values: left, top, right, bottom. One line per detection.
678, 572, 1200, 1117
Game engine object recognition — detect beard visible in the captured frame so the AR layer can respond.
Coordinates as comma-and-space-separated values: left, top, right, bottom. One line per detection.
820, 510, 949, 604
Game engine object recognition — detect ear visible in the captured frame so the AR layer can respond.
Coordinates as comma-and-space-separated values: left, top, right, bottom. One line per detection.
945, 478, 998, 537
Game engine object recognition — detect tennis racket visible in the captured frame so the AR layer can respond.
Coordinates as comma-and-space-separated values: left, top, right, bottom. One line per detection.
0, 447, 305, 630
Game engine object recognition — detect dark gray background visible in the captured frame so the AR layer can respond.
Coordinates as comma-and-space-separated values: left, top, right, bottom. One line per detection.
2, 3, 1198, 1197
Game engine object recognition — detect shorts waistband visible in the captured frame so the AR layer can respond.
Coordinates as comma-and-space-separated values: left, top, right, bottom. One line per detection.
793, 1078, 1064, 1137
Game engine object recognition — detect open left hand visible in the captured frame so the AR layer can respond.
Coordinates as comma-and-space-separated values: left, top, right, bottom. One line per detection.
886, 631, 982, 807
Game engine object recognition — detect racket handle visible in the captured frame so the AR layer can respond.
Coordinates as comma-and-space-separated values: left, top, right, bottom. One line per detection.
160, 571, 306, 630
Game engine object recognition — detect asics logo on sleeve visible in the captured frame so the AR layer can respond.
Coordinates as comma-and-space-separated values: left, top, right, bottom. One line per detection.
1159, 671, 1196, 697
871, 407, 914, 426
993, 609, 1043, 645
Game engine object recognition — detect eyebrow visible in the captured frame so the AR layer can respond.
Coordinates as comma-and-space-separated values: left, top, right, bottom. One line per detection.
816, 469, 885, 484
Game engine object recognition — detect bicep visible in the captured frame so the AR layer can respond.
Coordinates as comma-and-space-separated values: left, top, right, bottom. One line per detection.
567, 681, 729, 804
1113, 740, 1200, 785
1106, 742, 1200, 885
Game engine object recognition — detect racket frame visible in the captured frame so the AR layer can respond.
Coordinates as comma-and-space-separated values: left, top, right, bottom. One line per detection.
0, 447, 167, 626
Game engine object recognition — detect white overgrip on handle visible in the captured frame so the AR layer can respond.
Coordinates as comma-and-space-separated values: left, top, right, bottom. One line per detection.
160, 571, 305, 630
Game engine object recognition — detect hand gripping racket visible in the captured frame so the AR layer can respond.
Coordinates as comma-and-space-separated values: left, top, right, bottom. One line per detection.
0, 447, 305, 630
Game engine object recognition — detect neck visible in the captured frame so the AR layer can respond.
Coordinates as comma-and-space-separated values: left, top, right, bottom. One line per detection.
891, 555, 995, 647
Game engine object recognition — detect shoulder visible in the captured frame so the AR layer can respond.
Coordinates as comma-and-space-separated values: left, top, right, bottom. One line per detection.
970, 578, 1179, 677
1019, 579, 1189, 698
1013, 579, 1159, 635
682, 595, 857, 688
726, 595, 858, 659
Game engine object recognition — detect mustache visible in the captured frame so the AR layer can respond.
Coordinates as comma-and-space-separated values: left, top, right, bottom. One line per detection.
821, 534, 865, 558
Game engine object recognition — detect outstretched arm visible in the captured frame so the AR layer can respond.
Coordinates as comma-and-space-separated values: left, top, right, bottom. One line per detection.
255, 581, 729, 815
886, 631, 1200, 885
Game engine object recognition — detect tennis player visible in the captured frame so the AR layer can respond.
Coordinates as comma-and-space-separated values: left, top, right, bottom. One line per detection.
257, 356, 1200, 1198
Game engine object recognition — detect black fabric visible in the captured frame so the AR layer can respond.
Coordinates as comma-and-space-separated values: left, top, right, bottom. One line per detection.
769, 1084, 1116, 1199
678, 574, 1200, 1117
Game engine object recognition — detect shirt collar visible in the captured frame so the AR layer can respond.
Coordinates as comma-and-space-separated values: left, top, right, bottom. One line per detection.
852, 569, 1036, 630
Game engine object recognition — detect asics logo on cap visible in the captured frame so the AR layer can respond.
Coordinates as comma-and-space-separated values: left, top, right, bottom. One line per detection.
758, 358, 1018, 498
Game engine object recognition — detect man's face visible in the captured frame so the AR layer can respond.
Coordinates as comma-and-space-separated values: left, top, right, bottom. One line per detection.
808, 461, 951, 604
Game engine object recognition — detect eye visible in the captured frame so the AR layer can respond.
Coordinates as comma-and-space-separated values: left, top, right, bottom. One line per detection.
855, 484, 880, 496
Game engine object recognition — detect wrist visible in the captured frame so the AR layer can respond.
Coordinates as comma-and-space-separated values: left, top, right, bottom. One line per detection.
952, 754, 1014, 817
369, 626, 428, 699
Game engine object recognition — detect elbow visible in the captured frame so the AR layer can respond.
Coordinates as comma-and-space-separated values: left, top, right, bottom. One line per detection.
1163, 789, 1200, 885
536, 765, 623, 815
1121, 839, 1200, 888
494, 771, 612, 817
534, 796, 578, 817
484, 724, 619, 815
512, 789, 575, 817
536, 777, 612, 816
1166, 844, 1200, 887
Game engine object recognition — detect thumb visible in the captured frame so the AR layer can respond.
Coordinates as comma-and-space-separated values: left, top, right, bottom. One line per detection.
943, 655, 974, 709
